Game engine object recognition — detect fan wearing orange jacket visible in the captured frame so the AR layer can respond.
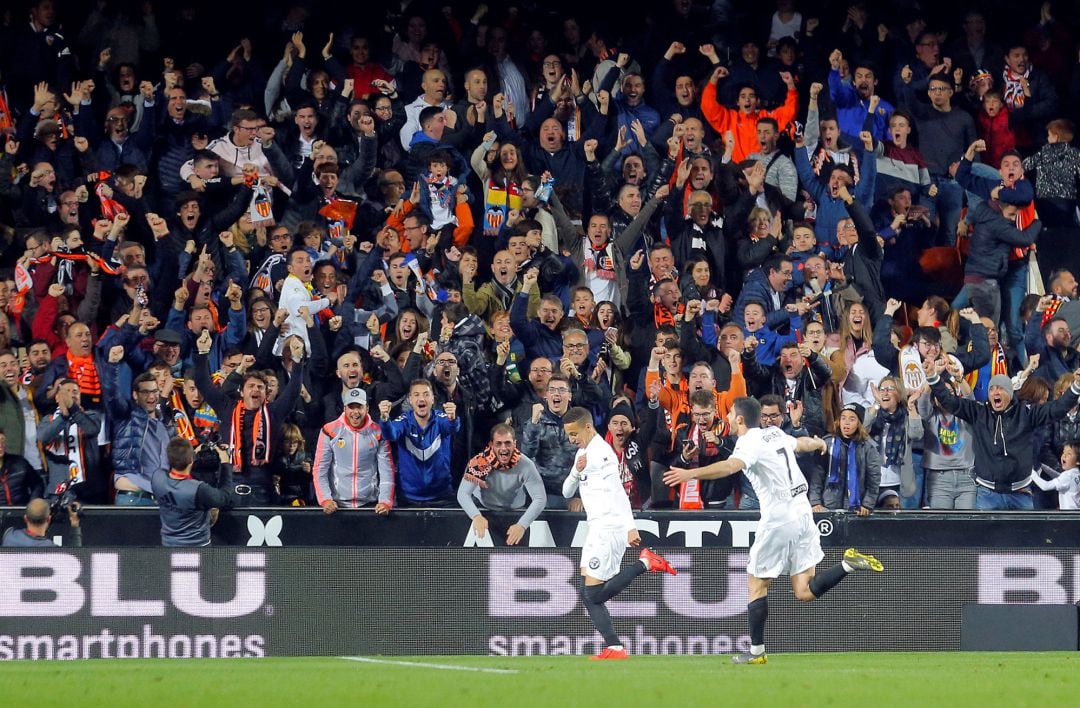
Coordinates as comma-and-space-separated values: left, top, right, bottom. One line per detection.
700, 66, 799, 164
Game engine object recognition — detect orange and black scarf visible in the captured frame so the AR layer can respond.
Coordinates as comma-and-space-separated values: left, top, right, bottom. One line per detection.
66, 352, 101, 404
229, 402, 271, 468
168, 390, 197, 444
654, 302, 685, 329
464, 444, 521, 487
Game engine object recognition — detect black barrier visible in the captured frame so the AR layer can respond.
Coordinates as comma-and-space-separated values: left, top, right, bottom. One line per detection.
2, 547, 1080, 658
2, 507, 1080, 548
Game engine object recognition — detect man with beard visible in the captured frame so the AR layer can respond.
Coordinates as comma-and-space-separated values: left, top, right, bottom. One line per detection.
451, 67, 489, 134
378, 379, 459, 506
39, 378, 102, 502
522, 372, 580, 509
194, 329, 305, 506
827, 49, 893, 141
147, 359, 196, 445
96, 103, 152, 172
458, 424, 546, 545
527, 71, 604, 146
462, 249, 538, 321
604, 399, 650, 509
613, 73, 660, 157
561, 210, 628, 311
315, 387, 395, 514
998, 43, 1058, 149
925, 358, 1080, 510
1027, 296, 1080, 384
743, 342, 833, 436
23, 340, 52, 394
168, 278, 247, 374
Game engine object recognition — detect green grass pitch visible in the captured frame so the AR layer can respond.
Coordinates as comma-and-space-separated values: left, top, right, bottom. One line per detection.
2, 653, 1080, 706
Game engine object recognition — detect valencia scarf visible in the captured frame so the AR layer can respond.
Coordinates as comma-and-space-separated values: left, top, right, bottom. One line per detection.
168, 390, 197, 444
230, 402, 271, 468
604, 430, 641, 508
653, 301, 685, 329
583, 242, 617, 281
870, 406, 907, 469
44, 411, 86, 485
1002, 67, 1030, 109
464, 444, 521, 487
967, 344, 1008, 402
827, 437, 862, 510
66, 352, 101, 403
483, 177, 523, 236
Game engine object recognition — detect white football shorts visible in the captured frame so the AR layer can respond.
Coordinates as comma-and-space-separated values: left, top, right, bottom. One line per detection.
746, 513, 824, 579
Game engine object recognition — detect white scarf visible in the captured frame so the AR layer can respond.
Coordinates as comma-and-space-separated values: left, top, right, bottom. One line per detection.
900, 344, 926, 392
45, 413, 85, 485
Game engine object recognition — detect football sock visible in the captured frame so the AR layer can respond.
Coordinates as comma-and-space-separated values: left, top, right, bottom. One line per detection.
590, 563, 647, 604
747, 597, 768, 651
582, 583, 621, 647
809, 563, 849, 598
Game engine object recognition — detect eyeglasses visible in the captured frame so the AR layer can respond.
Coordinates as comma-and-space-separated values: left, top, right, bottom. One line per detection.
542, 61, 562, 68
879, 386, 898, 392
252, 307, 271, 314
435, 359, 456, 366
761, 412, 784, 420
563, 342, 587, 350
928, 86, 952, 93
237, 125, 259, 132
546, 387, 571, 395
530, 367, 552, 374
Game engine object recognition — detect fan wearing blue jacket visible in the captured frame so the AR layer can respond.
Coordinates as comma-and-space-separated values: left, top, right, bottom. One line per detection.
379, 378, 461, 505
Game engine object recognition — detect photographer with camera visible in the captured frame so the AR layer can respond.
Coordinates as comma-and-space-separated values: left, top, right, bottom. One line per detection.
152, 437, 237, 547
106, 346, 170, 505
2, 496, 81, 547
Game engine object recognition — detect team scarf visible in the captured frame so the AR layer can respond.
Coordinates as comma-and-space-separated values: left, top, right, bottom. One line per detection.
583, 241, 617, 281
463, 444, 521, 487
653, 301, 685, 329
967, 343, 1008, 402
250, 252, 286, 294
229, 402, 271, 468
1009, 198, 1039, 260
31, 251, 123, 291
11, 261, 33, 316
870, 406, 907, 469
483, 177, 522, 236
1041, 295, 1065, 327
426, 174, 457, 213
91, 173, 126, 219
827, 436, 862, 510
604, 431, 642, 508
44, 411, 86, 485
66, 352, 101, 403
1002, 66, 1030, 109
192, 402, 219, 431
248, 182, 275, 228
0, 88, 12, 134
168, 390, 197, 444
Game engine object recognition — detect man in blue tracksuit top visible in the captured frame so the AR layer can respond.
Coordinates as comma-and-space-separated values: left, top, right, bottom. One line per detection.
379, 378, 461, 505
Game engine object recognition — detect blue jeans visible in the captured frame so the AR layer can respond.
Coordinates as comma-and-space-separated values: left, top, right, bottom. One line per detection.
1001, 261, 1028, 367
900, 450, 926, 509
930, 176, 964, 246
975, 487, 1034, 510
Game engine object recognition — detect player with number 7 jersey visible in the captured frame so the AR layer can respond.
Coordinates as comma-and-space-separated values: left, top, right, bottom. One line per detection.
662, 397, 883, 666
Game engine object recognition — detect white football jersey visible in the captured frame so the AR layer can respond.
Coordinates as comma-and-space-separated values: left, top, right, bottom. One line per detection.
575, 435, 636, 533
731, 426, 813, 527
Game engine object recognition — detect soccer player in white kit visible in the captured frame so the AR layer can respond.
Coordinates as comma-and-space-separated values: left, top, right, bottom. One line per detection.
664, 397, 883, 664
562, 407, 677, 660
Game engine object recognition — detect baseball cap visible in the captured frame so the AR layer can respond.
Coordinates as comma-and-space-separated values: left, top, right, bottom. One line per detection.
342, 387, 367, 406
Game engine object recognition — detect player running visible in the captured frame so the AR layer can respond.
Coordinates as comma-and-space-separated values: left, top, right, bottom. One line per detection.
663, 396, 883, 665
562, 407, 677, 660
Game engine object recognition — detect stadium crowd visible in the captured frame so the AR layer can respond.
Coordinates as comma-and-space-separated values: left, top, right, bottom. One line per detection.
2, 0, 1080, 527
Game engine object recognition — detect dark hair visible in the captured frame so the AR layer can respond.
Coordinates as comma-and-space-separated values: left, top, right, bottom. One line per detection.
427, 149, 452, 167
419, 105, 444, 129
914, 326, 942, 345
688, 389, 716, 409
757, 117, 779, 131
759, 393, 786, 410
167, 437, 194, 471
732, 397, 761, 428
764, 254, 793, 275
133, 372, 156, 392
231, 108, 259, 127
